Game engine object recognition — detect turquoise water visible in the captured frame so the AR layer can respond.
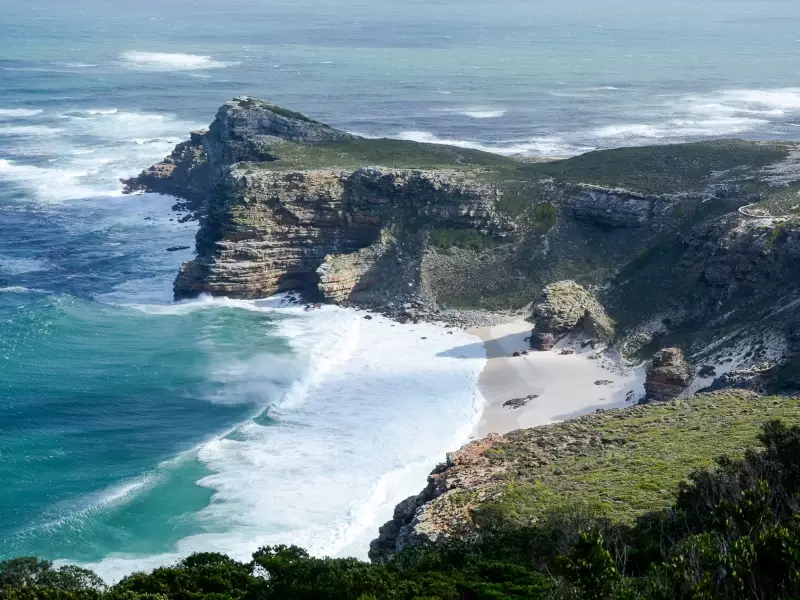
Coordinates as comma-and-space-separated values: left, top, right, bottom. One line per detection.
1, 0, 800, 580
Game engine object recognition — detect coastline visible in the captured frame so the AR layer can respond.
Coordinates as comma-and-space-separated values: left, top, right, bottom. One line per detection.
468, 318, 646, 438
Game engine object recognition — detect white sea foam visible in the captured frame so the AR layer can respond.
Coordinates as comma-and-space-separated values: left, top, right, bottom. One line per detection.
0, 159, 107, 202
61, 62, 98, 68
0, 257, 50, 275
0, 286, 50, 294
459, 108, 507, 119
0, 107, 200, 202
120, 51, 236, 71
0, 125, 61, 136
0, 108, 43, 118
397, 130, 591, 156
586, 86, 800, 145
80, 302, 486, 582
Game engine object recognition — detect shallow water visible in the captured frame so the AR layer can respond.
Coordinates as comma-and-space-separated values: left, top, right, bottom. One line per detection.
1, 0, 799, 579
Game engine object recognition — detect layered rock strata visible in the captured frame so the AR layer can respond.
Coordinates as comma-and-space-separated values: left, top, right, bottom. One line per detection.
530, 280, 614, 350
643, 347, 694, 402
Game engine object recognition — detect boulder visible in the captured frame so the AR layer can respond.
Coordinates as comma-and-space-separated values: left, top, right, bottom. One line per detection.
530, 332, 557, 351
644, 348, 694, 402
530, 281, 614, 350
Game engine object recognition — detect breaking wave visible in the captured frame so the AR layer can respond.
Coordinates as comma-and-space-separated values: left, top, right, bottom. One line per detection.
120, 51, 238, 71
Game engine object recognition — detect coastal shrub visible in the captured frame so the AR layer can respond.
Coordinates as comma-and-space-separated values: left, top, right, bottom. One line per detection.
530, 202, 558, 233
6, 420, 800, 599
428, 228, 505, 253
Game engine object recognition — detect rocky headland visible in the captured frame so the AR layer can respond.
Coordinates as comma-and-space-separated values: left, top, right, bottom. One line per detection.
125, 96, 800, 562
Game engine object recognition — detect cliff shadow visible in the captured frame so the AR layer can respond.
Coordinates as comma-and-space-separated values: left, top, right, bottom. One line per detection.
437, 332, 530, 360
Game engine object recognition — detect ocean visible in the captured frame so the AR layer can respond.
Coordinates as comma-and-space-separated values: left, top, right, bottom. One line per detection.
1, 0, 800, 581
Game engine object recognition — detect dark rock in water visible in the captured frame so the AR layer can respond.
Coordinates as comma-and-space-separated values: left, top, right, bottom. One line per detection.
595, 379, 613, 386
503, 394, 539, 409
643, 347, 694, 402
166, 246, 191, 252
560, 349, 575, 355
364, 314, 373, 320
530, 332, 556, 351
512, 351, 521, 357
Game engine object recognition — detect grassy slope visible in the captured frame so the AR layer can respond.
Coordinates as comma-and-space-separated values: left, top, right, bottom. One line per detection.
465, 391, 800, 527
251, 136, 791, 194
250, 137, 516, 171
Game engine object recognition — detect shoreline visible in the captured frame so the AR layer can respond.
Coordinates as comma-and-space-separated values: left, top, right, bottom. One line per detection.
468, 318, 645, 438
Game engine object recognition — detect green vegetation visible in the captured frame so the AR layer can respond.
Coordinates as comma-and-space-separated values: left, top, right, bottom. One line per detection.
524, 140, 790, 194
251, 138, 516, 171
7, 417, 800, 599
265, 105, 324, 125
744, 183, 800, 217
474, 391, 800, 526
768, 222, 788, 247
428, 228, 506, 253
529, 202, 558, 233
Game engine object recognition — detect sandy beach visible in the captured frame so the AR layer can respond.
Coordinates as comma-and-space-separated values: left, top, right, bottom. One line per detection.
469, 318, 645, 438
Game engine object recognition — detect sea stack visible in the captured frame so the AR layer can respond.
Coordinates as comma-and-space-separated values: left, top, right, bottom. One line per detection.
643, 347, 694, 402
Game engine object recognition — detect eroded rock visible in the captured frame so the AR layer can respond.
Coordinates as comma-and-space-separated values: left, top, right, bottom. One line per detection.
530, 281, 614, 350
644, 347, 694, 402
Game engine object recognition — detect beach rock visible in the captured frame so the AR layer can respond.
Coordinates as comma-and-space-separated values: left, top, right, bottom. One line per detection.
709, 363, 779, 394
643, 347, 694, 402
503, 394, 538, 409
530, 281, 614, 350
529, 331, 557, 351
698, 365, 717, 378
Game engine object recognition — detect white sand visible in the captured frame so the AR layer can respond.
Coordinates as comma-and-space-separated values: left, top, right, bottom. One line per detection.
468, 319, 646, 438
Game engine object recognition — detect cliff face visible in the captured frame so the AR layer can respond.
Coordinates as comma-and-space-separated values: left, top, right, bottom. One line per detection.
125, 97, 800, 563
125, 96, 800, 371
129, 97, 799, 314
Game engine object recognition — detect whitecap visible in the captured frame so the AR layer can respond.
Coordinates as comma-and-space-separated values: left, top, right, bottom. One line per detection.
456, 108, 507, 119
0, 108, 44, 118
120, 51, 237, 71
397, 131, 590, 157
61, 62, 98, 68
0, 107, 201, 202
0, 257, 50, 275
0, 125, 61, 136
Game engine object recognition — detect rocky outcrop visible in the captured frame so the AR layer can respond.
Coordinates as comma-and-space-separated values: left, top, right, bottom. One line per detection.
530, 281, 614, 350
568, 188, 658, 228
172, 165, 513, 300
121, 130, 210, 208
203, 97, 356, 181
643, 347, 694, 402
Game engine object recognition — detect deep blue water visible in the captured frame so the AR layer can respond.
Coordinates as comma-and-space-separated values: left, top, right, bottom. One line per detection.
1, 0, 800, 580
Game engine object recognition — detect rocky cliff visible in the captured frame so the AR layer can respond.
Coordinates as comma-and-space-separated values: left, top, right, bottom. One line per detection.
126, 98, 800, 560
